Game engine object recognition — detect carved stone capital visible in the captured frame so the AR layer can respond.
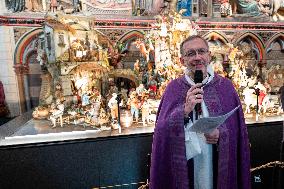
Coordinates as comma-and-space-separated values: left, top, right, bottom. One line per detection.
14, 64, 29, 75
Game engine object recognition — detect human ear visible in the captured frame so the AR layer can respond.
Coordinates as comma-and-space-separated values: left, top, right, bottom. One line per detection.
180, 57, 184, 65
208, 51, 212, 62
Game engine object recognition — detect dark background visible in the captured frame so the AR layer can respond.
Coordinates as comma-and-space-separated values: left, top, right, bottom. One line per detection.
0, 121, 283, 189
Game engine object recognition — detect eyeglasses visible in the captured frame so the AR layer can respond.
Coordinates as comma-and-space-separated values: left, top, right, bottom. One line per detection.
183, 48, 209, 58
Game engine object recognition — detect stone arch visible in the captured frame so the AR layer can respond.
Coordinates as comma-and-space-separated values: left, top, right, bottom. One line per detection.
26, 49, 42, 108
119, 30, 144, 45
203, 31, 229, 44
117, 30, 148, 69
118, 30, 145, 52
264, 33, 284, 82
234, 32, 265, 61
203, 32, 229, 73
14, 28, 43, 65
13, 28, 44, 112
265, 33, 284, 52
234, 32, 266, 80
109, 69, 139, 87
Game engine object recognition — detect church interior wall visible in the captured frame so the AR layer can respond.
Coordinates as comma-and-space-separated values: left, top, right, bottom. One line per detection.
0, 26, 21, 116
2, 24, 284, 117
0, 2, 283, 187
0, 1, 283, 123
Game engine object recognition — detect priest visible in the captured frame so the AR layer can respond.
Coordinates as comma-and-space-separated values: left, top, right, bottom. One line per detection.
150, 35, 250, 189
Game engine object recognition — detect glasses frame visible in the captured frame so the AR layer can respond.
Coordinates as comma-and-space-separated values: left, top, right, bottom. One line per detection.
183, 48, 209, 58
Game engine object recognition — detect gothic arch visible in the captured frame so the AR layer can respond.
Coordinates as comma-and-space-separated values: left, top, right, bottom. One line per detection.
265, 33, 284, 52
234, 32, 265, 61
203, 32, 229, 44
203, 32, 229, 66
264, 33, 284, 70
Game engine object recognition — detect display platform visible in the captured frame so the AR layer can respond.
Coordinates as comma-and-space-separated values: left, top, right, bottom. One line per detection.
0, 112, 283, 189
0, 111, 154, 146
0, 111, 283, 147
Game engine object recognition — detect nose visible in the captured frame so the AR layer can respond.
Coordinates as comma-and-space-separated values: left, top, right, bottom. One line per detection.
193, 52, 202, 59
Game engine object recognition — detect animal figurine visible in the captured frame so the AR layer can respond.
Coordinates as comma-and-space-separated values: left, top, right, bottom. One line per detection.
32, 106, 50, 119
134, 39, 154, 63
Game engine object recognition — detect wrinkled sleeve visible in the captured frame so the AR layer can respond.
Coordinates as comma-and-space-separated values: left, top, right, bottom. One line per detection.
216, 78, 251, 189
150, 81, 189, 189
234, 88, 251, 189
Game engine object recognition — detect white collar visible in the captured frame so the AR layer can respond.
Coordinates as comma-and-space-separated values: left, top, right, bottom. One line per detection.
184, 64, 215, 86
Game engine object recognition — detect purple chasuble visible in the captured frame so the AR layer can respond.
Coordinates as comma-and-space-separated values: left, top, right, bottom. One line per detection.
150, 74, 250, 189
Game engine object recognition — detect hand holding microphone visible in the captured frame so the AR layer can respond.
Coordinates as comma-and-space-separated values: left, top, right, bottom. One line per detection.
184, 70, 204, 116
184, 83, 204, 116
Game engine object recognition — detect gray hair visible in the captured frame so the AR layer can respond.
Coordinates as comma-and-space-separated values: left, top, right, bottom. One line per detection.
180, 35, 209, 56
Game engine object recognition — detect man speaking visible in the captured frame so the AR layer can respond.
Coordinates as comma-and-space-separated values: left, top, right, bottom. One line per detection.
150, 35, 250, 189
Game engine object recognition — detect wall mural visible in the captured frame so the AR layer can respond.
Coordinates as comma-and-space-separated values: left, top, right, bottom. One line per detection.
5, 0, 26, 12
87, 0, 132, 9
3, 0, 284, 22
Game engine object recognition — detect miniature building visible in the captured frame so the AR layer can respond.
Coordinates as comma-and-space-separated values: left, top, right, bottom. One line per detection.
0, 1, 284, 188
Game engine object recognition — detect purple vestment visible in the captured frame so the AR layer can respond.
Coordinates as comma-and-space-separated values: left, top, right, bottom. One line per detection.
150, 74, 250, 189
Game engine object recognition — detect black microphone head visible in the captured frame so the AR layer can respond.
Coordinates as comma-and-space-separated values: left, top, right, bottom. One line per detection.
194, 70, 203, 84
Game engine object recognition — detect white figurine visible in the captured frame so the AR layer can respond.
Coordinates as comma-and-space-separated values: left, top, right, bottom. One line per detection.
136, 84, 146, 96
50, 99, 65, 128
141, 97, 150, 126
89, 102, 101, 125
108, 93, 119, 121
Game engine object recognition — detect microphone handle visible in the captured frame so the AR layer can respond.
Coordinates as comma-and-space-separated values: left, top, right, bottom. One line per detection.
195, 103, 201, 114
194, 70, 203, 116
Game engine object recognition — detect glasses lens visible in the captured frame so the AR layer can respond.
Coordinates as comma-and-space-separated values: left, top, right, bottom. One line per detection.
185, 48, 208, 57
197, 48, 208, 55
186, 51, 196, 57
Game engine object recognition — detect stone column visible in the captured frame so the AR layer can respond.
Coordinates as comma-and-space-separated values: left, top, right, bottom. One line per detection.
207, 0, 213, 17
23, 74, 31, 111
14, 64, 30, 113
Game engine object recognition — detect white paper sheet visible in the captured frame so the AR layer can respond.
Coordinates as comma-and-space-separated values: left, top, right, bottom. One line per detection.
189, 105, 240, 133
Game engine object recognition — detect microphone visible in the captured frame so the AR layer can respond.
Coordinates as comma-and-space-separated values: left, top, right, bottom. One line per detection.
194, 70, 203, 116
